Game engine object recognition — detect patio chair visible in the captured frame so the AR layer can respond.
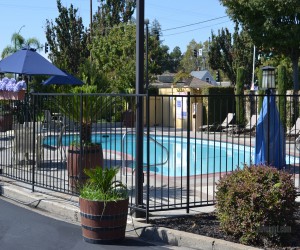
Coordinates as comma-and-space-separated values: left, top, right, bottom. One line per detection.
42, 110, 61, 131
286, 117, 300, 137
199, 113, 235, 132
223, 114, 257, 135
13, 124, 43, 166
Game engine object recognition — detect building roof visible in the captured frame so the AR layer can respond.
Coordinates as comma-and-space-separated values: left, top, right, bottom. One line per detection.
151, 71, 217, 89
190, 71, 207, 80
190, 70, 217, 86
189, 77, 214, 88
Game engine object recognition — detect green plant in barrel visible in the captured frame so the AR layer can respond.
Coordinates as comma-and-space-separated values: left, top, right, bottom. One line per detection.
79, 166, 129, 243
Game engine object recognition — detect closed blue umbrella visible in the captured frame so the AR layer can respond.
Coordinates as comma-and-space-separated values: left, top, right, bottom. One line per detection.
43, 71, 83, 86
0, 48, 66, 76
255, 95, 285, 169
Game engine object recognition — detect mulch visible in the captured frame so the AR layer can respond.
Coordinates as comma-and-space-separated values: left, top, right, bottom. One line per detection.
149, 204, 300, 249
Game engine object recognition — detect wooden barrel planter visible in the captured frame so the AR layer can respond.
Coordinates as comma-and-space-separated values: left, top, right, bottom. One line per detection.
79, 197, 129, 243
67, 144, 104, 192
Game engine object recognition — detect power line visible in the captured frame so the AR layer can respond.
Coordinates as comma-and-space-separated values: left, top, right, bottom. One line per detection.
162, 20, 230, 37
161, 16, 227, 32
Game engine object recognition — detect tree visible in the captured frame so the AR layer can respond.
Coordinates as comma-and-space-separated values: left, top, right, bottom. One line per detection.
180, 39, 200, 72
208, 26, 254, 86
278, 65, 288, 127
235, 67, 246, 125
78, 59, 109, 92
92, 0, 136, 37
91, 23, 136, 92
219, 0, 300, 90
150, 19, 162, 40
147, 19, 171, 75
1, 33, 41, 59
169, 46, 183, 73
45, 0, 89, 76
233, 27, 254, 87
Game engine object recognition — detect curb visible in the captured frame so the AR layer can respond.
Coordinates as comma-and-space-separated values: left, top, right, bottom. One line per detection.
0, 179, 261, 250
131, 219, 260, 250
0, 180, 80, 224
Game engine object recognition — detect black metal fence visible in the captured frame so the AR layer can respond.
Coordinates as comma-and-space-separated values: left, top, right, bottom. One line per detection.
0, 92, 299, 216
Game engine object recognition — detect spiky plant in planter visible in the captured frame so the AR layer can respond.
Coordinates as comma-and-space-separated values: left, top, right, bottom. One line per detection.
79, 166, 129, 243
58, 85, 117, 191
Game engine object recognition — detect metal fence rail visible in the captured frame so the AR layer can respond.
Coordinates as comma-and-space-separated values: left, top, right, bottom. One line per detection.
0, 92, 299, 216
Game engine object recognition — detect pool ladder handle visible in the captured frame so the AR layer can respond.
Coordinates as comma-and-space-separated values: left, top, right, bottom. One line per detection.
121, 131, 169, 176
296, 135, 300, 151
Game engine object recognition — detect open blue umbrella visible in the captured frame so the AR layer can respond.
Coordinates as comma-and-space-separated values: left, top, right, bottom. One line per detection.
255, 94, 285, 169
43, 71, 83, 86
0, 48, 66, 76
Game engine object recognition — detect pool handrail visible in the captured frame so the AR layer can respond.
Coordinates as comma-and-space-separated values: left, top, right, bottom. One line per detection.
121, 132, 169, 170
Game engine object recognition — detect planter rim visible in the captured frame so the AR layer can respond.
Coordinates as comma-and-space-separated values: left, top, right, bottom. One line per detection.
79, 196, 129, 202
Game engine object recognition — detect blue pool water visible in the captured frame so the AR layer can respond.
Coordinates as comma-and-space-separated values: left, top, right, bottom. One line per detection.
44, 133, 299, 177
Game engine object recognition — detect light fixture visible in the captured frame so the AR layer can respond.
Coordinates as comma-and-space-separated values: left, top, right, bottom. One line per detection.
262, 66, 275, 90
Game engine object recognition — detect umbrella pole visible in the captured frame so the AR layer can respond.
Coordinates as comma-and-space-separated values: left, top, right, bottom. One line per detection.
23, 75, 30, 122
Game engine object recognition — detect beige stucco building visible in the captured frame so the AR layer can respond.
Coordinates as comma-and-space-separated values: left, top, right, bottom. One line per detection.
144, 71, 218, 131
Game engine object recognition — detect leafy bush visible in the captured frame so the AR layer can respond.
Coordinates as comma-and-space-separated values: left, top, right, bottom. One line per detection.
216, 164, 296, 246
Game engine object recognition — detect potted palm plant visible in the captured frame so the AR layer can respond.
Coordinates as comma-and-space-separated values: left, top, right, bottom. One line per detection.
58, 86, 111, 191
79, 166, 129, 243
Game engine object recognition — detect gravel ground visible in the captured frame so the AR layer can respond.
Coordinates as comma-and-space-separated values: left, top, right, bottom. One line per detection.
149, 204, 300, 249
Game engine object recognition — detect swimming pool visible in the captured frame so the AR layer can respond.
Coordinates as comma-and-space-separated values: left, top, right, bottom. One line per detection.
44, 133, 299, 177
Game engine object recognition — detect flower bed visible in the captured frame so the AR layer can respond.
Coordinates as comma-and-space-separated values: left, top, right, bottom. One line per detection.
0, 77, 27, 100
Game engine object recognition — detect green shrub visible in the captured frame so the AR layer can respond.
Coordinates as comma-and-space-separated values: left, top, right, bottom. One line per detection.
216, 164, 296, 246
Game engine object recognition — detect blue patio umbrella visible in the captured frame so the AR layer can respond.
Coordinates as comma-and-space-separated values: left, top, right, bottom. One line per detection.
0, 48, 66, 76
255, 94, 286, 169
43, 71, 83, 86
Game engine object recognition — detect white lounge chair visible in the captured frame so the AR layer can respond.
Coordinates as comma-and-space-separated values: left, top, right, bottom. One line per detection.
286, 117, 300, 137
199, 113, 235, 132
223, 114, 257, 134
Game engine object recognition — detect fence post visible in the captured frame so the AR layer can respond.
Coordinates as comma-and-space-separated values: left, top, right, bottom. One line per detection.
134, 0, 145, 218
186, 92, 190, 213
32, 93, 36, 192
146, 94, 150, 222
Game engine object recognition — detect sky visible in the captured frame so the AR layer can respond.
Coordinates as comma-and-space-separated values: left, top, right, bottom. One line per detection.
0, 0, 234, 59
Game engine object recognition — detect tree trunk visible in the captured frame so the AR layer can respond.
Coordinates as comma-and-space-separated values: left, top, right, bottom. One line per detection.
81, 122, 92, 144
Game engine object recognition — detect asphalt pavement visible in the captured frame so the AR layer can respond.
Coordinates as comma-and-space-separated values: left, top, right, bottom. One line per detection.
0, 179, 263, 250
0, 197, 185, 250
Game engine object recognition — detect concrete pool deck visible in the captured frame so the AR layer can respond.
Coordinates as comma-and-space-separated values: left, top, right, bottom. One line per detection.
1, 126, 300, 209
